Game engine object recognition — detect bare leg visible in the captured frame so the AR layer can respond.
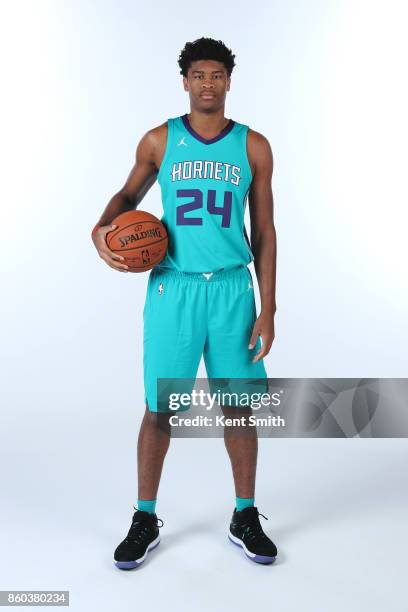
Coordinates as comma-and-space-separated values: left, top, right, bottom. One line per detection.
137, 404, 171, 501
221, 406, 258, 499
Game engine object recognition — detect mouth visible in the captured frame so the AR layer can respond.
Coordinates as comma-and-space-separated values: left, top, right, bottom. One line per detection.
200, 93, 216, 100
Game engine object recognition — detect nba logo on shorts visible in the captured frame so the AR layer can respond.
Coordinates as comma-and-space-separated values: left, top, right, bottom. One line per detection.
158, 283, 164, 295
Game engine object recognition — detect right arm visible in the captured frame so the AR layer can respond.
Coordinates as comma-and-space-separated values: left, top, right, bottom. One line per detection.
91, 123, 167, 271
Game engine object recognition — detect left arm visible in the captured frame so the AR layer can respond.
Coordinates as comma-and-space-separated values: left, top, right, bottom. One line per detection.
246, 129, 277, 362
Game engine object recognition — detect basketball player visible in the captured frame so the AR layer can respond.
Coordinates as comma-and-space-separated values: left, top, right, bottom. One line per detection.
92, 38, 277, 568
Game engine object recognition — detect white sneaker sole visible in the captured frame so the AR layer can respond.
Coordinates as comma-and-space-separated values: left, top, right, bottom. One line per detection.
228, 531, 277, 564
114, 534, 161, 569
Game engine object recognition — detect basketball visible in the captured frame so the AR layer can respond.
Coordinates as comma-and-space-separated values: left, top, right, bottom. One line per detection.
106, 210, 168, 272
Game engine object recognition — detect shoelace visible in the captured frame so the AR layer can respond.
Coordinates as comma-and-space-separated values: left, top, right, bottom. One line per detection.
125, 509, 164, 544
240, 512, 269, 543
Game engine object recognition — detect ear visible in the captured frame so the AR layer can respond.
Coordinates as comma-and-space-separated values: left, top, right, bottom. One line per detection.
226, 77, 231, 92
182, 75, 189, 92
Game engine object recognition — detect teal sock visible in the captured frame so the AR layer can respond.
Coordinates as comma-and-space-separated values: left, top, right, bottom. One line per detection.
137, 499, 157, 514
236, 496, 255, 511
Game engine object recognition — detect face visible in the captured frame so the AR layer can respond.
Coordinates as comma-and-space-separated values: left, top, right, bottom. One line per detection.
183, 59, 230, 113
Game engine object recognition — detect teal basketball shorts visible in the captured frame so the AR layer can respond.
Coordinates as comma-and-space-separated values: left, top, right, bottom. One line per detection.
142, 265, 268, 413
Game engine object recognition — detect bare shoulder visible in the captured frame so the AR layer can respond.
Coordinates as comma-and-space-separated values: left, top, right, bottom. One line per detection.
247, 128, 273, 175
247, 128, 272, 155
143, 121, 168, 146
136, 121, 168, 166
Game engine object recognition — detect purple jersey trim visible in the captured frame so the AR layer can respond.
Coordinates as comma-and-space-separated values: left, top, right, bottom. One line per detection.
181, 114, 235, 145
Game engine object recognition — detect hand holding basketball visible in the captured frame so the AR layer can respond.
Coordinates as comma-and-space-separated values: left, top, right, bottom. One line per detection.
92, 224, 130, 272
105, 210, 168, 272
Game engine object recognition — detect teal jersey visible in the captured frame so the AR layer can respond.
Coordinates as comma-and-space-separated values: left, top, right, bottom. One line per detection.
156, 114, 254, 273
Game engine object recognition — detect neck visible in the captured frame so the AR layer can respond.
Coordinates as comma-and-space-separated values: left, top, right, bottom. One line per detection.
187, 108, 229, 137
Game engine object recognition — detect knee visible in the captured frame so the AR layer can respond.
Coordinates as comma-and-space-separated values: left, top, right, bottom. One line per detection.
144, 404, 171, 432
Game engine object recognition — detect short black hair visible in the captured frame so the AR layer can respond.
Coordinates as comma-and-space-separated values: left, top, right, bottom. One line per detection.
178, 37, 236, 77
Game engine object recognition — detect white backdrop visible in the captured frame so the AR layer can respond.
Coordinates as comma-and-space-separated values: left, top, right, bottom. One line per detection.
0, 1, 407, 611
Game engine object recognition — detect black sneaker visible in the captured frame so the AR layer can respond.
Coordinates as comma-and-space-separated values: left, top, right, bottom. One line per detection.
114, 507, 164, 570
228, 506, 277, 564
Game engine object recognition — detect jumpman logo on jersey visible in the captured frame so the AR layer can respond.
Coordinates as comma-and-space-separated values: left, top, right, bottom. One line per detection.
177, 137, 188, 146
158, 282, 164, 294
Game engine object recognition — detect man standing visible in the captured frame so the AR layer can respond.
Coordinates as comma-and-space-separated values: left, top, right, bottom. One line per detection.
92, 37, 277, 569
